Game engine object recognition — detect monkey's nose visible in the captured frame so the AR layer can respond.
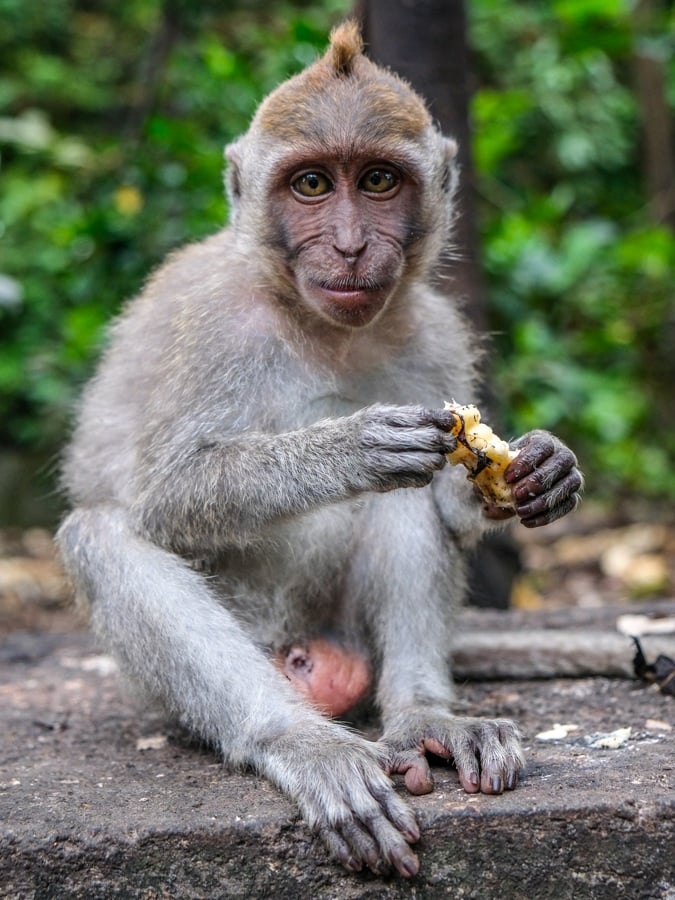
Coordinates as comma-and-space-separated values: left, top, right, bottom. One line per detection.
336, 241, 367, 266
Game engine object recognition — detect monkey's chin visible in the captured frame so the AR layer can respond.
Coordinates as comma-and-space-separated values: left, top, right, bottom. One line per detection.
305, 284, 392, 329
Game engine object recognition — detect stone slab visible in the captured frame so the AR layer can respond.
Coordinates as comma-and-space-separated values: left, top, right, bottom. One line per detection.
1, 626, 674, 899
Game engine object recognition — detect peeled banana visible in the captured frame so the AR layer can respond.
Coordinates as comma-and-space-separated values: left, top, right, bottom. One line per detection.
444, 402, 519, 509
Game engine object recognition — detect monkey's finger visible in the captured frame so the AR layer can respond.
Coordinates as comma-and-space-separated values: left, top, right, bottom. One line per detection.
364, 423, 456, 455
371, 451, 448, 492
405, 758, 433, 795
377, 405, 454, 432
478, 754, 521, 794
385, 747, 434, 795
380, 449, 448, 472
445, 718, 522, 794
422, 736, 452, 758
345, 778, 421, 877
510, 448, 579, 498
370, 782, 421, 841
481, 501, 517, 521
387, 840, 420, 879
450, 739, 481, 794
504, 431, 557, 481
374, 469, 435, 493
520, 493, 581, 529
338, 818, 387, 875
366, 406, 458, 454
359, 812, 420, 878
321, 827, 363, 873
514, 469, 583, 519
477, 720, 524, 794
426, 407, 457, 432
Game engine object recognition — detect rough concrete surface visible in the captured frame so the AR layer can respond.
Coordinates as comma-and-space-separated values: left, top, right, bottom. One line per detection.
1, 619, 674, 900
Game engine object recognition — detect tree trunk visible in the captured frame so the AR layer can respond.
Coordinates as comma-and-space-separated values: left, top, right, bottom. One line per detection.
631, 0, 675, 229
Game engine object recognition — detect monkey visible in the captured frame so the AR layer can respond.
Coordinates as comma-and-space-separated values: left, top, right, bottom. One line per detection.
56, 21, 583, 879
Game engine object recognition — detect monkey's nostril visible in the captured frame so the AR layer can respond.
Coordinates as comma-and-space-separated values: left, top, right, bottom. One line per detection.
333, 237, 367, 263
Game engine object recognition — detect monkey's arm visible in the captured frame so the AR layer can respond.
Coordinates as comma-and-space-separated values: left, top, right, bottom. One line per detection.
133, 405, 456, 553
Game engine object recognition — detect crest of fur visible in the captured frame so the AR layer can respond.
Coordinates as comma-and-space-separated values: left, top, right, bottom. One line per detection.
249, 19, 429, 142
326, 19, 364, 76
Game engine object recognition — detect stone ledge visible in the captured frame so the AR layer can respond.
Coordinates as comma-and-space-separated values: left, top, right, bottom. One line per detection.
1, 622, 674, 899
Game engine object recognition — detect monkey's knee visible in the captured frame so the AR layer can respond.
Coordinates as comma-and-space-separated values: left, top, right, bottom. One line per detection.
55, 508, 83, 552
56, 506, 135, 607
57, 506, 124, 561
273, 639, 371, 718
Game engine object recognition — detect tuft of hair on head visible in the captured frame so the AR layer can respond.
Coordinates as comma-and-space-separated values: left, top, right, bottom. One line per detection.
326, 19, 364, 77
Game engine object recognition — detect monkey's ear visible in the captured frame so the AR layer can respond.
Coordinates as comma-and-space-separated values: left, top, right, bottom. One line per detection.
224, 141, 243, 216
441, 138, 459, 195
443, 138, 459, 162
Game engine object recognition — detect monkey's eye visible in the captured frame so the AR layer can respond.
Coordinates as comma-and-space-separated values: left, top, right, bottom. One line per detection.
359, 168, 399, 195
291, 172, 333, 198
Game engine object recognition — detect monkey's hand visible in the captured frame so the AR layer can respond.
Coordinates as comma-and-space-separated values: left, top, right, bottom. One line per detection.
502, 430, 584, 528
442, 404, 582, 527
256, 722, 420, 878
379, 709, 524, 796
350, 404, 456, 492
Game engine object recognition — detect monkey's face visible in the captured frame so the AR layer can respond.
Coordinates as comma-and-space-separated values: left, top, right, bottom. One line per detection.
224, 31, 457, 328
268, 154, 422, 329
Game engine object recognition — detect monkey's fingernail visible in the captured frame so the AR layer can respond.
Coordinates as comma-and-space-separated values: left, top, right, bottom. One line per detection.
406, 823, 421, 842
469, 771, 480, 786
491, 776, 503, 793
506, 773, 518, 790
402, 853, 420, 877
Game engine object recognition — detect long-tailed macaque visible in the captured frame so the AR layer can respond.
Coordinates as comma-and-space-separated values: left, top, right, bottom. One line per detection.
57, 22, 583, 878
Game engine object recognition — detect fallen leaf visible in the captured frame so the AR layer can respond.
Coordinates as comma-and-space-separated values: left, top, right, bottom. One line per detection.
136, 734, 168, 751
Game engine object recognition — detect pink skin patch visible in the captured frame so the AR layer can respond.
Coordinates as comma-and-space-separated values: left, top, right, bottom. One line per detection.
273, 638, 371, 718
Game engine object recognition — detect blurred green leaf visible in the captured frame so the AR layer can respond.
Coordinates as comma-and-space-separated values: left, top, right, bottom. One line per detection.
471, 0, 675, 502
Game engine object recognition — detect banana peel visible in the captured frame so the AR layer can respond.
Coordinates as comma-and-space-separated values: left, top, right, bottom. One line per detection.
444, 401, 519, 509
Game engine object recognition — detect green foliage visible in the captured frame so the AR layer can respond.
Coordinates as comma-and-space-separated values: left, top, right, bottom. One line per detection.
1, 0, 674, 506
470, 0, 675, 502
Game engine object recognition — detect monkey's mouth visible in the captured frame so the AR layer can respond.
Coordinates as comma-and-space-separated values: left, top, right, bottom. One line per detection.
304, 276, 396, 327
312, 278, 389, 303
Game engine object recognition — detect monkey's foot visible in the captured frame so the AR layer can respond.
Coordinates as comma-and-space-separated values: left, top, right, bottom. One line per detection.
259, 724, 420, 877
381, 711, 524, 796
272, 639, 371, 717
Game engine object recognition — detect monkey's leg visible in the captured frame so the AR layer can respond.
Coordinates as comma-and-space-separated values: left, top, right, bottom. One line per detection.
353, 489, 524, 796
57, 506, 420, 877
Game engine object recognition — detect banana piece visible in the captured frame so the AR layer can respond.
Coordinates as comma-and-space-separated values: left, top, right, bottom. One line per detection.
444, 401, 519, 509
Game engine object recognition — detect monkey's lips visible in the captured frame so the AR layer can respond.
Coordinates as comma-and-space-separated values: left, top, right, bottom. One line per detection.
309, 278, 393, 326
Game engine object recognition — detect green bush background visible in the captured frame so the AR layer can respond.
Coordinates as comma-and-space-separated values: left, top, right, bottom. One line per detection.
1, 0, 674, 512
